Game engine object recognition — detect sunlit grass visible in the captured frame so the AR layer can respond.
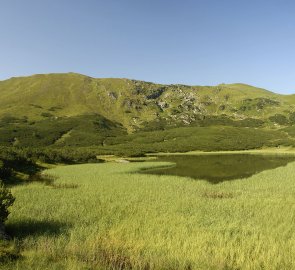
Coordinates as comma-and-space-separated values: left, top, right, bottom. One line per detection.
2, 161, 295, 269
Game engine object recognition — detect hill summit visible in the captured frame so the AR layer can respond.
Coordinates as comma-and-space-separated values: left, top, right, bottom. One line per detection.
1, 73, 295, 150
0, 73, 294, 130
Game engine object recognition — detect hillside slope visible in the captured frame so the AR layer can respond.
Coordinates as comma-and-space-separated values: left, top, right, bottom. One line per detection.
1, 73, 295, 129
1, 73, 295, 149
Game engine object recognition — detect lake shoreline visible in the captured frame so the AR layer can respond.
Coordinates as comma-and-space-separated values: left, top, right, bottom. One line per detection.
147, 147, 295, 156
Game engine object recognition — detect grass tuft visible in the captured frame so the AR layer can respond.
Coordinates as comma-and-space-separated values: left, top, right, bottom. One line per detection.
202, 191, 235, 199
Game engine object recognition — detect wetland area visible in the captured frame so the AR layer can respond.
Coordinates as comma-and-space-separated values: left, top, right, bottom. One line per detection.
142, 153, 295, 183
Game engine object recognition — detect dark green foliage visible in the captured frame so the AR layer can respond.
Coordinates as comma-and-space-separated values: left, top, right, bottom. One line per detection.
40, 112, 53, 118
289, 112, 295, 123
103, 126, 292, 155
0, 114, 127, 147
219, 105, 226, 111
0, 146, 102, 166
240, 98, 280, 111
48, 106, 62, 112
146, 87, 166, 99
0, 116, 27, 127
0, 149, 35, 174
0, 123, 293, 161
0, 146, 105, 191
235, 118, 264, 127
0, 182, 14, 223
256, 98, 280, 109
198, 115, 239, 127
0, 161, 12, 180
32, 148, 101, 164
269, 114, 289, 125
4, 124, 286, 164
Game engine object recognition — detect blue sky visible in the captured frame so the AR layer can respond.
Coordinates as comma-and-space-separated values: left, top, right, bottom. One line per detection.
1, 0, 295, 94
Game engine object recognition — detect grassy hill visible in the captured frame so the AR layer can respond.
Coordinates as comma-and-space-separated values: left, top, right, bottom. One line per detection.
1, 73, 295, 152
1, 73, 295, 128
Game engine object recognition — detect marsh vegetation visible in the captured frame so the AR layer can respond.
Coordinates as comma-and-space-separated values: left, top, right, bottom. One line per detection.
1, 159, 295, 269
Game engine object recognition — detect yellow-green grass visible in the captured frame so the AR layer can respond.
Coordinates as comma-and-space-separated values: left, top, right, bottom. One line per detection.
2, 161, 295, 269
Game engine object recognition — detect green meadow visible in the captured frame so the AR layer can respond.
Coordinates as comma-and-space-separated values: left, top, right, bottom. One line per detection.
2, 160, 295, 269
2, 73, 295, 269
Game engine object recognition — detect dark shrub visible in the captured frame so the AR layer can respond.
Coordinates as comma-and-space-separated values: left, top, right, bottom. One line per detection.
41, 112, 53, 118
289, 112, 295, 123
0, 182, 15, 223
0, 161, 12, 180
269, 114, 289, 125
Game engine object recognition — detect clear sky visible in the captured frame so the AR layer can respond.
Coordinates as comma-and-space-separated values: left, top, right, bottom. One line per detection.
1, 0, 295, 94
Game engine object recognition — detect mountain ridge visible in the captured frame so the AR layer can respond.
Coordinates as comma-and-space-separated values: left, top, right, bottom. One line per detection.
1, 72, 295, 149
0, 73, 293, 126
0, 72, 292, 96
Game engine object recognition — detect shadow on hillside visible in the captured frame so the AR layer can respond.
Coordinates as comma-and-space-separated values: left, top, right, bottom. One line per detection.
6, 219, 70, 239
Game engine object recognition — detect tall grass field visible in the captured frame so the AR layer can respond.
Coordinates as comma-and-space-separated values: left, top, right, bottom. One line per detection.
2, 161, 295, 269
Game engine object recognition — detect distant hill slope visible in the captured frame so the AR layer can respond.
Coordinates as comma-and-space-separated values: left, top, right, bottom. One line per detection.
1, 73, 295, 149
1, 73, 295, 129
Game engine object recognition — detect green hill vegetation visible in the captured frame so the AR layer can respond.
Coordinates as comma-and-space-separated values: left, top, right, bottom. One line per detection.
0, 73, 295, 129
1, 72, 295, 155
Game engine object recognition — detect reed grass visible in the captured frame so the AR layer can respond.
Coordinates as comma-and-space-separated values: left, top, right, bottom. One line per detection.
2, 161, 295, 269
